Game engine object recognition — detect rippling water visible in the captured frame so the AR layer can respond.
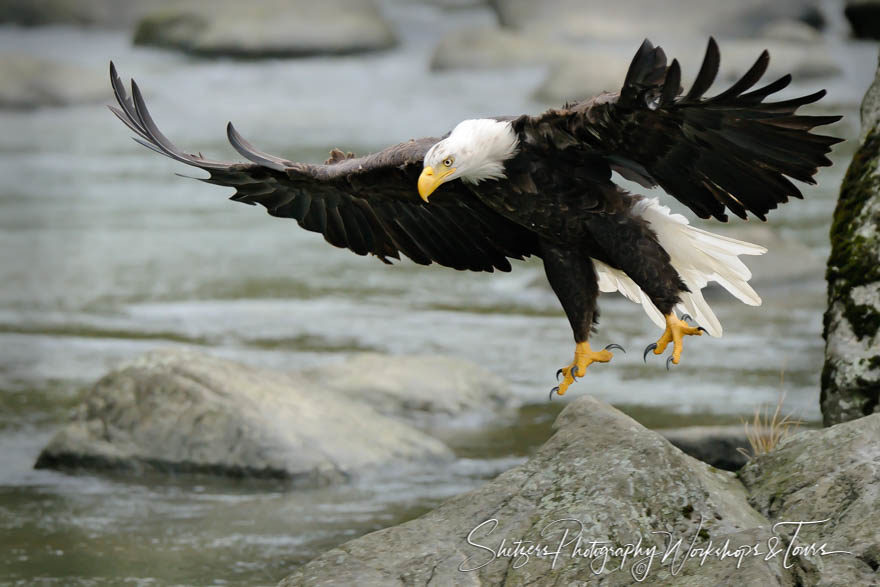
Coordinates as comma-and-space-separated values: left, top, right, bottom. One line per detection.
0, 0, 876, 584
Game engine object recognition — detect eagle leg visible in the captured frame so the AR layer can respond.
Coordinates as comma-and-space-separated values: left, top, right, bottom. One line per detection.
540, 241, 625, 398
551, 342, 621, 398
645, 313, 704, 366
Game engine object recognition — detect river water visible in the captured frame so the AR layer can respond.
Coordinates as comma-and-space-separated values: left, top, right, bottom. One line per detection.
0, 1, 876, 584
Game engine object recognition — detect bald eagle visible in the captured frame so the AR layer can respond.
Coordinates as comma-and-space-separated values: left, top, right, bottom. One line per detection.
109, 38, 841, 398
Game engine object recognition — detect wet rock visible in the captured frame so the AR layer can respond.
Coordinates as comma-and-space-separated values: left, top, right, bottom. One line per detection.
822, 54, 880, 426
533, 39, 840, 104
35, 349, 452, 484
0, 54, 107, 109
0, 0, 177, 28
532, 53, 637, 104
490, 0, 822, 40
661, 425, 750, 471
430, 27, 574, 70
301, 353, 515, 423
133, 0, 397, 59
760, 19, 823, 43
739, 414, 880, 584
279, 396, 779, 585
845, 1, 880, 40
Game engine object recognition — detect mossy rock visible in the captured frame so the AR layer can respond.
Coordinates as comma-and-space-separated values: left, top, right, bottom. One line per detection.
822, 54, 880, 427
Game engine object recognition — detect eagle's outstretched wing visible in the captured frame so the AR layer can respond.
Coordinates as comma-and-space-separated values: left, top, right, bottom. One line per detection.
519, 38, 844, 221
109, 63, 537, 272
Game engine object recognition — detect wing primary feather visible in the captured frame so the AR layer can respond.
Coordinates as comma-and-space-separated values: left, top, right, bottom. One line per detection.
761, 89, 828, 112
739, 74, 791, 103
131, 136, 181, 160
662, 59, 681, 106
708, 50, 770, 103
108, 104, 151, 142
226, 122, 289, 172
684, 37, 720, 102
109, 62, 147, 137
129, 79, 229, 169
623, 39, 656, 89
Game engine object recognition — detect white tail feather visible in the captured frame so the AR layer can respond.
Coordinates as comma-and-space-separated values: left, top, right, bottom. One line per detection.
593, 198, 766, 337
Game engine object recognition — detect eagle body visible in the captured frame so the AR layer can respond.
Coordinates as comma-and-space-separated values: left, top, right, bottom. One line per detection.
110, 38, 842, 396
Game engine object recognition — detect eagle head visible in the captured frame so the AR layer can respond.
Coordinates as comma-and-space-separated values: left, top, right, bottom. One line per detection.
418, 118, 519, 202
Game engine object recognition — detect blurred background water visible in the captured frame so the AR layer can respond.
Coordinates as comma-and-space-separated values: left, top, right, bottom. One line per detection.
0, 0, 876, 584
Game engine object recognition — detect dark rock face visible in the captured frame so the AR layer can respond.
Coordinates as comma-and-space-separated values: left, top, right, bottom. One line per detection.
845, 1, 880, 40
822, 54, 880, 427
661, 425, 751, 471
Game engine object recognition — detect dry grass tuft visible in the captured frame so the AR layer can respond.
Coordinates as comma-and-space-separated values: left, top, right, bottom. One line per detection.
737, 368, 802, 460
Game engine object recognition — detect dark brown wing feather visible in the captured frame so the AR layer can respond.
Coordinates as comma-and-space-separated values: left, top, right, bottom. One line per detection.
520, 38, 843, 221
109, 63, 537, 272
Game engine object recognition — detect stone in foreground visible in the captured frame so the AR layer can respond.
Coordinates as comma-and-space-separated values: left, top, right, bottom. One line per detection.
36, 349, 452, 485
740, 414, 880, 585
280, 396, 783, 586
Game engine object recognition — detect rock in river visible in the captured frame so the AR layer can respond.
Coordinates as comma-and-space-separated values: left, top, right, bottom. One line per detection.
133, 0, 397, 58
35, 349, 454, 485
300, 352, 514, 423
280, 398, 879, 585
0, 54, 106, 109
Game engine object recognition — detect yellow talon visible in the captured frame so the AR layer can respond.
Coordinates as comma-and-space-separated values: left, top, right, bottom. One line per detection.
552, 341, 616, 397
651, 313, 703, 365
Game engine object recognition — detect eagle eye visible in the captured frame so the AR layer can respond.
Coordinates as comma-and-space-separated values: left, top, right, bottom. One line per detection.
443, 157, 454, 167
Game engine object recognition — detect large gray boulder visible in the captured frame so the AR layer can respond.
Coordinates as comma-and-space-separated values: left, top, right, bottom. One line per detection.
280, 396, 780, 585
279, 398, 879, 585
489, 0, 822, 40
133, 0, 397, 58
301, 353, 514, 423
0, 0, 178, 27
35, 349, 455, 485
0, 54, 106, 109
822, 53, 880, 426
740, 414, 880, 584
430, 27, 576, 70
533, 39, 840, 105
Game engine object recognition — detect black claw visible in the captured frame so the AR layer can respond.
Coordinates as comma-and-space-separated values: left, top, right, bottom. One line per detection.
643, 343, 657, 363
571, 366, 580, 381
681, 313, 693, 323
666, 356, 675, 370
549, 386, 559, 400
605, 343, 626, 353
556, 368, 563, 381
697, 326, 707, 333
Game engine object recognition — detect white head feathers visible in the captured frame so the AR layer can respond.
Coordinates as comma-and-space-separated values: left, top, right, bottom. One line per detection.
423, 119, 519, 184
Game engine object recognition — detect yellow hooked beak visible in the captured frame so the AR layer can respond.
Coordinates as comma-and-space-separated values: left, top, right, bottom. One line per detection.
418, 165, 456, 202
